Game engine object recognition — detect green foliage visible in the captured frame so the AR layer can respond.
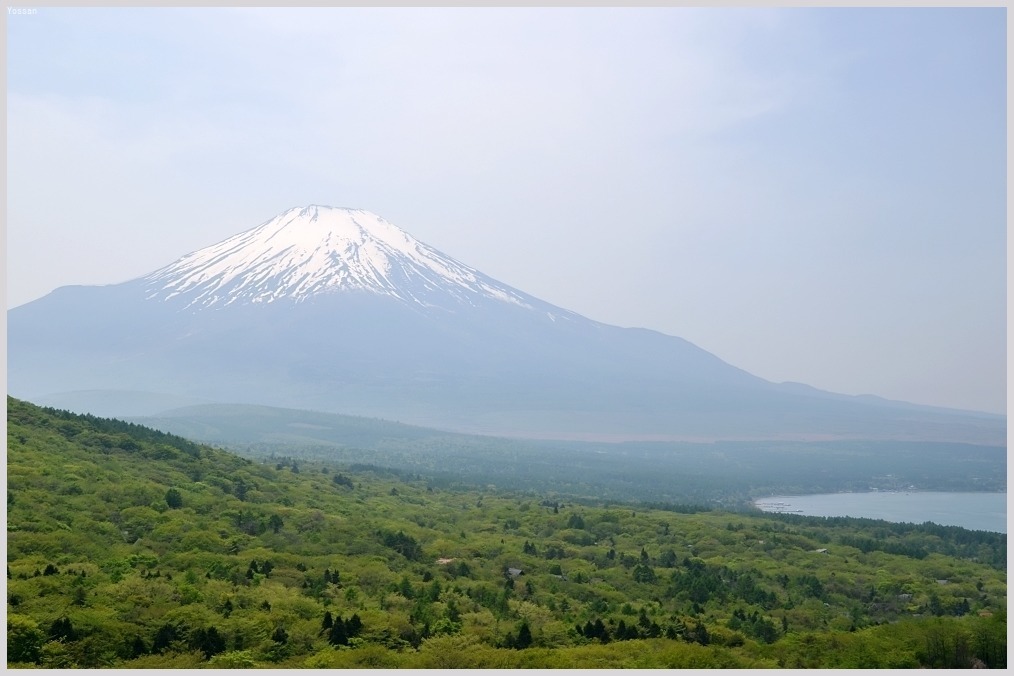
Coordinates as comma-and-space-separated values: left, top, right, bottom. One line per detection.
209, 650, 259, 668
6, 396, 1007, 669
7, 614, 45, 665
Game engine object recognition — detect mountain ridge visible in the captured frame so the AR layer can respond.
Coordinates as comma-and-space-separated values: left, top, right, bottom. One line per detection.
7, 205, 1005, 444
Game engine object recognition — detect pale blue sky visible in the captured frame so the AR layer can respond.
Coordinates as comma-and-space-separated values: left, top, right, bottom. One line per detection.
5, 7, 1007, 414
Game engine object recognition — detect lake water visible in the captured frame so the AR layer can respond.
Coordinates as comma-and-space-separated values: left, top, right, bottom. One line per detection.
754, 491, 1006, 533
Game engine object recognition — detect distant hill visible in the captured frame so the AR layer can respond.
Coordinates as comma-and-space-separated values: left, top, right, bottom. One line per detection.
132, 401, 453, 447
127, 402, 1007, 504
8, 205, 1005, 444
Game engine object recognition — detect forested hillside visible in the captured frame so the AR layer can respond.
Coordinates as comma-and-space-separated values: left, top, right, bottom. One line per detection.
6, 397, 1007, 668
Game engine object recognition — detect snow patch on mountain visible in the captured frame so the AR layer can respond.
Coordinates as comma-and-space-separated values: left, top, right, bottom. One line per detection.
143, 206, 535, 310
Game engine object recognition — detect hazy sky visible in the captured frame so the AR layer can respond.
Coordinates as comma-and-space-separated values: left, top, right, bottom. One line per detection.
5, 7, 1007, 414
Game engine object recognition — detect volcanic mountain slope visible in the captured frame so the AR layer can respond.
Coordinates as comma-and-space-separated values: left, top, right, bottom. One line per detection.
7, 205, 1005, 443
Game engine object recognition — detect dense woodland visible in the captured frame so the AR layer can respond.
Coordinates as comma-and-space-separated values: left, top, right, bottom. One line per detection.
6, 397, 1007, 668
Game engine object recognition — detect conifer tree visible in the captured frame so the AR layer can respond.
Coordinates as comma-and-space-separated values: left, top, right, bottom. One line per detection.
328, 618, 348, 646
516, 622, 533, 649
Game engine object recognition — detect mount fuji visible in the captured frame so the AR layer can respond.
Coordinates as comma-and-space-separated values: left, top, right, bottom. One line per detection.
7, 205, 1004, 444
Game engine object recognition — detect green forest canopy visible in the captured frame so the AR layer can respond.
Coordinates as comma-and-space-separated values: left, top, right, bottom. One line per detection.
6, 397, 1007, 668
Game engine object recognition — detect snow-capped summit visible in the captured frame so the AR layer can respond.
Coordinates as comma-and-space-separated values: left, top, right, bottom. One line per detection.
144, 205, 532, 310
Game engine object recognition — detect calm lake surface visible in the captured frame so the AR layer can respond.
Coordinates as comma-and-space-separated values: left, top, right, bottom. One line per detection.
754, 491, 1006, 533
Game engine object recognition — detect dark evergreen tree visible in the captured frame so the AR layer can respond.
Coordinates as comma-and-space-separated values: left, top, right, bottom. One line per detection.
165, 487, 183, 509
127, 635, 147, 658
632, 563, 657, 583
192, 626, 226, 659
48, 616, 77, 642
515, 622, 533, 649
688, 621, 710, 646
381, 530, 422, 560
427, 579, 441, 602
152, 623, 180, 653
616, 619, 629, 641
347, 614, 363, 638
328, 618, 348, 646
446, 600, 461, 624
